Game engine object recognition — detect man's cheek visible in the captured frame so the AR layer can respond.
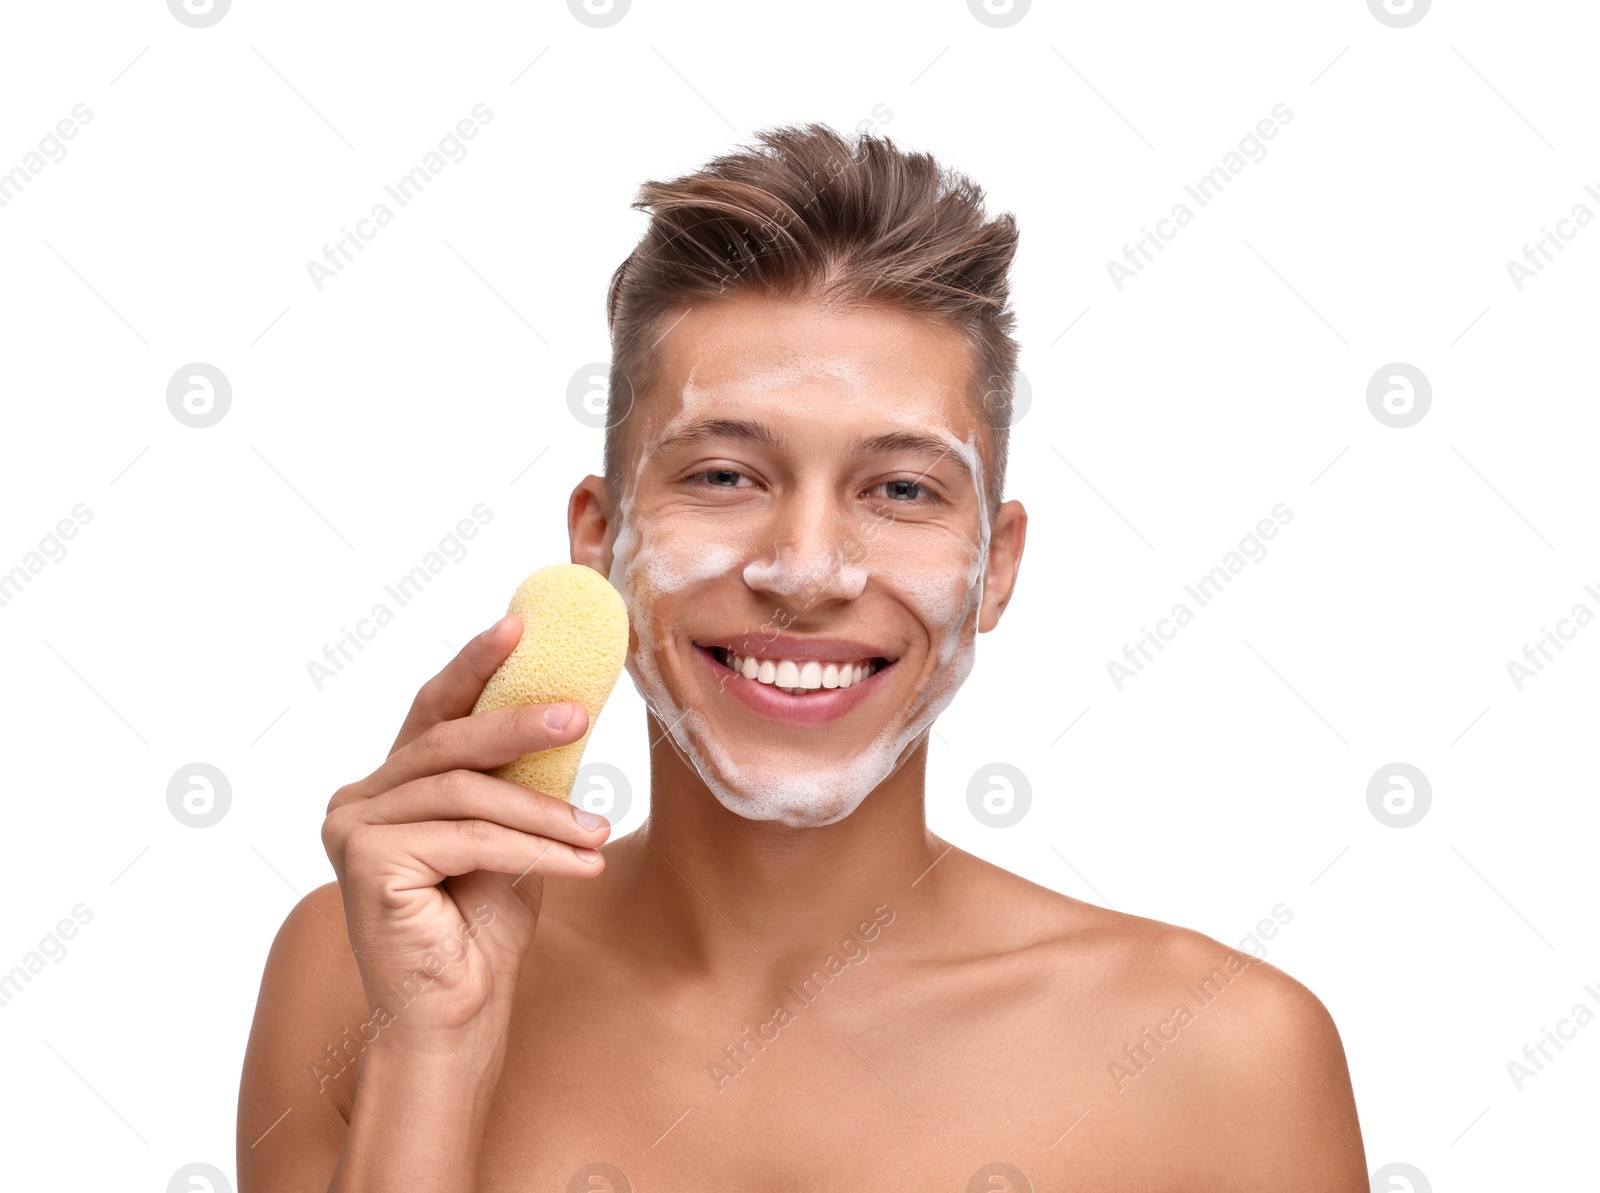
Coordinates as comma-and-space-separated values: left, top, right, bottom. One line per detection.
881, 549, 975, 630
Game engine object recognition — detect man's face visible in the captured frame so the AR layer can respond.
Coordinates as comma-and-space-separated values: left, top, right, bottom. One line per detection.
601, 293, 998, 828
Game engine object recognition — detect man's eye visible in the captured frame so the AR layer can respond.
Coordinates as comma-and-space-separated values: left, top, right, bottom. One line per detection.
682, 471, 938, 504
686, 468, 748, 489
878, 479, 938, 504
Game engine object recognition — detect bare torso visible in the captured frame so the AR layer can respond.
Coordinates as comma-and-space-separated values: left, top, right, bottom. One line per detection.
303, 833, 1364, 1192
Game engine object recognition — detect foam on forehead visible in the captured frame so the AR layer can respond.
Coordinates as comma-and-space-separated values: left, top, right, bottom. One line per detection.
679, 353, 873, 406
669, 340, 980, 437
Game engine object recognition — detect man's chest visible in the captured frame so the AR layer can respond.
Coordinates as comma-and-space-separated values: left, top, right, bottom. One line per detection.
466, 960, 1172, 1192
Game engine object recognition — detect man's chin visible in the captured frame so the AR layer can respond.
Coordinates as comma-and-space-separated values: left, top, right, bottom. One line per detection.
705, 783, 866, 830
682, 720, 918, 830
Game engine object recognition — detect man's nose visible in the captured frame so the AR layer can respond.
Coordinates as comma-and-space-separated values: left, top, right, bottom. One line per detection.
742, 489, 868, 608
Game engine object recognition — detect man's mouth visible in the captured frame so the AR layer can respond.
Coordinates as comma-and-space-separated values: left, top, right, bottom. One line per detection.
697, 639, 897, 696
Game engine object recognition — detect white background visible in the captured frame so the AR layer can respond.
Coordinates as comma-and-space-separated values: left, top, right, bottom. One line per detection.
0, 1, 1594, 1188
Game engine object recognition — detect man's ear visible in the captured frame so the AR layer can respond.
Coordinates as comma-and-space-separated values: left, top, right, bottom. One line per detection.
569, 475, 614, 576
978, 498, 1026, 633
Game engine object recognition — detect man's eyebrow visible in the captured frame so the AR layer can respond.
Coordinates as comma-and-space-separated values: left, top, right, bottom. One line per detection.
654, 417, 785, 455
654, 418, 972, 482
850, 430, 973, 482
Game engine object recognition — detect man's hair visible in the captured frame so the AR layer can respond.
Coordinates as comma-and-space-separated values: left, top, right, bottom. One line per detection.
602, 121, 1020, 517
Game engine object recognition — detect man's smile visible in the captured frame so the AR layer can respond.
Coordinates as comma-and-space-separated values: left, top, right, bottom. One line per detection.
690, 639, 902, 727
696, 634, 898, 688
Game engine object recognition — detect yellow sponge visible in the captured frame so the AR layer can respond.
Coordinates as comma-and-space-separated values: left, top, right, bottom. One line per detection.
470, 564, 630, 801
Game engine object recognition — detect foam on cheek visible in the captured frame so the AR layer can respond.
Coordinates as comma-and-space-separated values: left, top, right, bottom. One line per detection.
863, 427, 990, 665
955, 428, 993, 613
885, 427, 990, 683
649, 537, 745, 592
606, 453, 680, 728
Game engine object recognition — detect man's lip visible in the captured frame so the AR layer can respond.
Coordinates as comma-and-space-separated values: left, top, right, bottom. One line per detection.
694, 635, 899, 664
692, 643, 891, 726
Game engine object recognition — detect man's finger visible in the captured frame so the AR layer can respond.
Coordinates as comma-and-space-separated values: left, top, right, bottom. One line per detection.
340, 702, 588, 807
389, 614, 523, 754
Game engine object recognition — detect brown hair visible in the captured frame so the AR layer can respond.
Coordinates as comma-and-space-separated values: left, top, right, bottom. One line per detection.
602, 121, 1020, 516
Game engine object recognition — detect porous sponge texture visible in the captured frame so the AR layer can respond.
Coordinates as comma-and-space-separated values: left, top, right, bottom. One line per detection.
470, 564, 630, 801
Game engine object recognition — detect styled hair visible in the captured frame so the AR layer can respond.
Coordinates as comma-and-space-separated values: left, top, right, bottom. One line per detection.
602, 121, 1020, 516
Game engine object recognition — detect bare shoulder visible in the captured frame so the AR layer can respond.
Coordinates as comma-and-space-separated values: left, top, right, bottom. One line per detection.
1095, 912, 1368, 1188
237, 881, 367, 1184
943, 849, 1367, 1190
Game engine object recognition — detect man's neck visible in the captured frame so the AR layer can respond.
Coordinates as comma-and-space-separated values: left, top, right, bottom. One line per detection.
601, 721, 946, 980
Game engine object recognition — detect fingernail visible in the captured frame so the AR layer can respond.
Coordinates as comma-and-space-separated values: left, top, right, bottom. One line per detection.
544, 702, 575, 731
574, 847, 603, 865
481, 613, 512, 638
572, 807, 607, 830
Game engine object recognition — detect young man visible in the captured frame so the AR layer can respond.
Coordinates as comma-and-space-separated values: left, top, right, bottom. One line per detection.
238, 123, 1367, 1191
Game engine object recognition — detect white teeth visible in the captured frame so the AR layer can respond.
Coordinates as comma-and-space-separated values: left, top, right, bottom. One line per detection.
717, 648, 880, 693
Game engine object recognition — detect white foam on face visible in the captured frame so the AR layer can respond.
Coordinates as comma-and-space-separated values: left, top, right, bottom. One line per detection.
742, 544, 869, 602
681, 355, 871, 412
605, 352, 994, 828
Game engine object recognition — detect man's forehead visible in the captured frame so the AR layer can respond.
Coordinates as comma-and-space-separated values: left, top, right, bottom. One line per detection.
647, 298, 975, 421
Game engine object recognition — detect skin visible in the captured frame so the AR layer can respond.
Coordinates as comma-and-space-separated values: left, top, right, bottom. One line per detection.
237, 294, 1367, 1192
